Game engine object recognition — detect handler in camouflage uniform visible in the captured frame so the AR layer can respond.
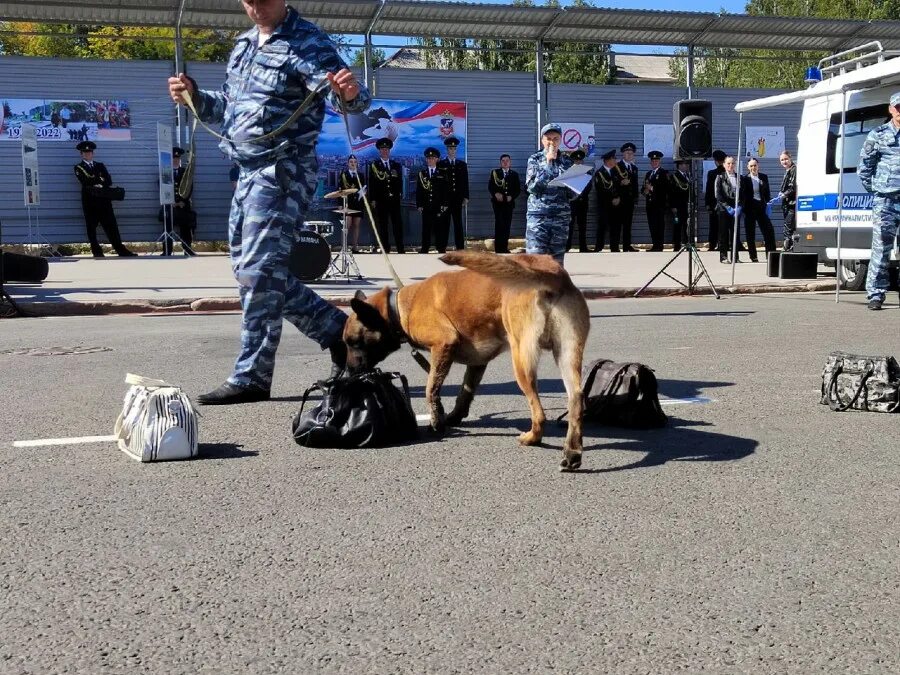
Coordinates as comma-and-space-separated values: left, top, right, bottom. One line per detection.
525, 122, 573, 265
858, 91, 900, 311
168, 0, 370, 404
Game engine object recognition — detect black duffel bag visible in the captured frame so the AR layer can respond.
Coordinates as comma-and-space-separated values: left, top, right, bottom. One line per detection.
563, 358, 667, 429
292, 369, 419, 448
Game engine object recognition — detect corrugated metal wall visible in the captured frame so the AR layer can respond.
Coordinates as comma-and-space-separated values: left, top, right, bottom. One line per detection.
0, 56, 801, 246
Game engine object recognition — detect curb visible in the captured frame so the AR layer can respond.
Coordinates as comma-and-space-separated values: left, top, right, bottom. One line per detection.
14, 281, 839, 317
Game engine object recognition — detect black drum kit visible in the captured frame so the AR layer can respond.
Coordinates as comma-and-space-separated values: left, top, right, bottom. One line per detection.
289, 187, 364, 282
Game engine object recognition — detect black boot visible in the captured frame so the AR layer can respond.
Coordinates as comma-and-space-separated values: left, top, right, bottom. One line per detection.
196, 381, 270, 405
328, 340, 347, 379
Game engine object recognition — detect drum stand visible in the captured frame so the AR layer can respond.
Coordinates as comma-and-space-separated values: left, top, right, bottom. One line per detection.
324, 195, 362, 282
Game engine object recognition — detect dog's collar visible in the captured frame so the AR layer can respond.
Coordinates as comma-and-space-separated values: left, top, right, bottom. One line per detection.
387, 288, 408, 344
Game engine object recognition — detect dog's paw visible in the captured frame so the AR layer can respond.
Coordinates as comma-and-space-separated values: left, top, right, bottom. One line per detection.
559, 452, 582, 472
518, 430, 542, 446
444, 408, 466, 427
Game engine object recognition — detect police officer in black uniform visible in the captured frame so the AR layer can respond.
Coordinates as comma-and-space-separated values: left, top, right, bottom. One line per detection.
416, 147, 450, 253
367, 137, 405, 253
162, 147, 197, 256
616, 142, 640, 251
643, 150, 669, 251
566, 149, 591, 252
668, 158, 692, 250
73, 140, 135, 258
489, 153, 521, 254
594, 149, 622, 252
438, 136, 469, 250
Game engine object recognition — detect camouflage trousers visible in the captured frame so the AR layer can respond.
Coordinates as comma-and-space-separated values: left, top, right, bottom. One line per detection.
865, 195, 900, 302
525, 212, 570, 266
227, 157, 347, 390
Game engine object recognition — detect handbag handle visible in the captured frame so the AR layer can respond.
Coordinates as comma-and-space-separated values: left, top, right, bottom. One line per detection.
296, 381, 325, 420
827, 363, 873, 412
125, 373, 173, 389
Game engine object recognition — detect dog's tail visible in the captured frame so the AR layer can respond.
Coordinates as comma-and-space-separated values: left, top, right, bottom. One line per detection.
440, 251, 572, 292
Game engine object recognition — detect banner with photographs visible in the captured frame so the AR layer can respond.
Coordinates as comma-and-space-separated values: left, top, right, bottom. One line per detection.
21, 125, 40, 206
744, 126, 785, 159
0, 98, 132, 142
316, 99, 467, 203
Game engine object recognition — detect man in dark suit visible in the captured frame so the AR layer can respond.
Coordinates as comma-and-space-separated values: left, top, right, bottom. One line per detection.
615, 142, 640, 251
367, 137, 405, 253
161, 147, 197, 256
438, 136, 469, 250
566, 149, 591, 252
668, 158, 692, 250
489, 153, 521, 253
594, 149, 622, 252
73, 140, 135, 258
739, 157, 777, 262
643, 150, 669, 251
704, 149, 727, 250
416, 147, 450, 253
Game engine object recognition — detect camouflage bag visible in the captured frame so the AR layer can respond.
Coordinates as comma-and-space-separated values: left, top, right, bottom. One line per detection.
820, 352, 900, 413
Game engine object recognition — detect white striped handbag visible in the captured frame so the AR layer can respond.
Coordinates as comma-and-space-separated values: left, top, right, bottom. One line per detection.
114, 373, 199, 462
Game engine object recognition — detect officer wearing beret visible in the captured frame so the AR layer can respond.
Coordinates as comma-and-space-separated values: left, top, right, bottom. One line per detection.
643, 150, 669, 251
438, 136, 469, 250
161, 147, 196, 256
489, 153, 521, 254
594, 149, 622, 251
416, 147, 450, 253
73, 141, 135, 258
668, 158, 693, 250
615, 142, 640, 251
367, 137, 405, 253
566, 149, 591, 252
525, 123, 573, 265
704, 149, 727, 250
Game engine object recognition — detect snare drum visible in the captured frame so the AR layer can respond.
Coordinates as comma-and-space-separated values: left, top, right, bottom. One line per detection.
303, 220, 334, 238
288, 231, 331, 281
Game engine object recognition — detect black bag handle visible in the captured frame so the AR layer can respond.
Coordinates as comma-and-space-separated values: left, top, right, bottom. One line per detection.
827, 363, 873, 412
296, 381, 325, 419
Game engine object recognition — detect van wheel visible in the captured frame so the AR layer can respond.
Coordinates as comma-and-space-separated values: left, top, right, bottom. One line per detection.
839, 261, 867, 291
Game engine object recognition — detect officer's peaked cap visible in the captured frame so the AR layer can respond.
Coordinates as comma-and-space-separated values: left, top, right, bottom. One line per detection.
172, 147, 185, 158
601, 149, 617, 160
444, 136, 460, 147
620, 142, 636, 152
647, 150, 663, 160
76, 140, 97, 152
424, 146, 440, 158
375, 137, 393, 149
570, 149, 585, 161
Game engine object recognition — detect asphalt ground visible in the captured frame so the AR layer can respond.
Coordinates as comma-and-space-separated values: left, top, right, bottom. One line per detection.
1, 293, 897, 674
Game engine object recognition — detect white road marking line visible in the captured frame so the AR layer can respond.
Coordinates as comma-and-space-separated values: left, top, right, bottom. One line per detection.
12, 434, 117, 448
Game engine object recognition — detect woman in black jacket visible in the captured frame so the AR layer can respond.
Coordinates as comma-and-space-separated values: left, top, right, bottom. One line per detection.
714, 155, 742, 263
739, 157, 777, 262
338, 155, 366, 253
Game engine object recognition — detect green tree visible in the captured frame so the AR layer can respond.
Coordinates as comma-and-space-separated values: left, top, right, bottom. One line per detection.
351, 47, 387, 68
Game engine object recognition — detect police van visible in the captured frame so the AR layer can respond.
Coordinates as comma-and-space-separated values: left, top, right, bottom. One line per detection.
735, 43, 900, 290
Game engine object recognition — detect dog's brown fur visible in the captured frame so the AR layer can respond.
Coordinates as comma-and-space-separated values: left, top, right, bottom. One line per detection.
343, 251, 590, 470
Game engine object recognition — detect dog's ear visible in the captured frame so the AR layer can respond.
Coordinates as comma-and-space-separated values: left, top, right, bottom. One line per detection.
350, 297, 385, 331
353, 289, 367, 302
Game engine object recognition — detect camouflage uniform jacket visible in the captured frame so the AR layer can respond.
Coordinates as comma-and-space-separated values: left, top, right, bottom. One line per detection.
193, 5, 370, 166
857, 121, 900, 196
525, 151, 573, 213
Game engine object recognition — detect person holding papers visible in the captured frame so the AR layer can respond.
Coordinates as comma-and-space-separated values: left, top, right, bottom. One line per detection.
525, 123, 573, 265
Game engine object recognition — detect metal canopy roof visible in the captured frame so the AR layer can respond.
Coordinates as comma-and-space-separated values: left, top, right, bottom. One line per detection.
1, 0, 898, 52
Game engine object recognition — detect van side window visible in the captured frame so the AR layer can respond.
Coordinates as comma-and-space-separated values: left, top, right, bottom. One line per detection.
826, 104, 890, 175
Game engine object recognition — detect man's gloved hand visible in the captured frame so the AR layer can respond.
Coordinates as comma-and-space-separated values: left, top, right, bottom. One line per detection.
765, 203, 773, 218
725, 206, 735, 216
734, 206, 743, 218
768, 194, 782, 206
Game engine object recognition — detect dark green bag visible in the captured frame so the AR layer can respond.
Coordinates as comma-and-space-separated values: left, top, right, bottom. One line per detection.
820, 352, 900, 413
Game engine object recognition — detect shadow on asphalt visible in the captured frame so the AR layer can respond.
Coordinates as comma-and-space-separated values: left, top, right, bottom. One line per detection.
657, 378, 733, 399
574, 417, 756, 474
198, 442, 259, 460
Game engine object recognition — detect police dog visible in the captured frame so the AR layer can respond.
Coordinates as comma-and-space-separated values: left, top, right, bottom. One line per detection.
343, 251, 590, 470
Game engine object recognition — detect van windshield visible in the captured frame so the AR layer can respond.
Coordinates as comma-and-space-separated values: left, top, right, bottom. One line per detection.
826, 104, 890, 175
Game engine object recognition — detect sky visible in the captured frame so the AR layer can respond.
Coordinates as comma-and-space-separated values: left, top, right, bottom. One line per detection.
357, 0, 752, 58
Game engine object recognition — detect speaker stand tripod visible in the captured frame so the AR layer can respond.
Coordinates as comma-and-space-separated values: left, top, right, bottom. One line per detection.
324, 194, 362, 282
635, 159, 720, 299
156, 205, 195, 257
